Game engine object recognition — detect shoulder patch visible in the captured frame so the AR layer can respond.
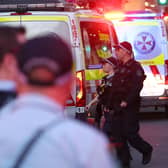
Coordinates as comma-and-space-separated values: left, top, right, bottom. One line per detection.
136, 69, 143, 76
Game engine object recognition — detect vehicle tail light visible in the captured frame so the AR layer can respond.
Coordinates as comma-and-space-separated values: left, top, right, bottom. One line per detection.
76, 70, 86, 107
165, 60, 168, 84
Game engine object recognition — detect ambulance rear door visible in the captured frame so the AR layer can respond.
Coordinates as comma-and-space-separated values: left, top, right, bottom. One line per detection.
19, 12, 78, 117
78, 16, 118, 116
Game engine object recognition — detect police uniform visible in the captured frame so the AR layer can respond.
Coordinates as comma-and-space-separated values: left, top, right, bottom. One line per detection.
115, 58, 153, 165
96, 74, 115, 134
95, 57, 124, 139
95, 57, 118, 129
96, 69, 130, 166
94, 74, 109, 128
96, 73, 123, 138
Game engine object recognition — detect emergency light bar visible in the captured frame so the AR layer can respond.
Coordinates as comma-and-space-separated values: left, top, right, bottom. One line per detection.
0, 0, 65, 4
0, 0, 74, 12
104, 12, 161, 20
125, 13, 161, 18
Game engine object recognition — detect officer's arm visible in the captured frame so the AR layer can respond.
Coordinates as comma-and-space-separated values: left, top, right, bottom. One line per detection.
125, 65, 145, 105
95, 101, 103, 127
85, 95, 99, 111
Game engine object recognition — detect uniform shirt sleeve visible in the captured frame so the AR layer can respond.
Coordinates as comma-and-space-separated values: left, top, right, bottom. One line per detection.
125, 63, 145, 104
94, 101, 103, 123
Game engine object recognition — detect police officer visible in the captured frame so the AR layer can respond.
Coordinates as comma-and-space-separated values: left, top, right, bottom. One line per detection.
86, 57, 133, 168
99, 58, 132, 168
86, 57, 118, 129
113, 41, 153, 166
99, 57, 118, 132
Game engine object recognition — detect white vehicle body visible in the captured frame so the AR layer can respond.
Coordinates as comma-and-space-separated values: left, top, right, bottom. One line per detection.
0, 1, 119, 119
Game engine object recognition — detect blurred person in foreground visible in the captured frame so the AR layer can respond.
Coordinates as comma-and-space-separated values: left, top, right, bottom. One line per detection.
0, 34, 118, 168
0, 26, 22, 109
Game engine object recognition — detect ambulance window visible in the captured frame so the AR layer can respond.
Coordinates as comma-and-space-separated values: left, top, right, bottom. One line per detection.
21, 21, 70, 45
80, 21, 112, 69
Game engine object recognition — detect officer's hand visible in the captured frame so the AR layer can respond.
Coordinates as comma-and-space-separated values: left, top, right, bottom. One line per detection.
103, 106, 110, 113
85, 104, 90, 111
120, 101, 127, 107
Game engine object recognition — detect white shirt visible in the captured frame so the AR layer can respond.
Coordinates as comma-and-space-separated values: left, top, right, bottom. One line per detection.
0, 93, 118, 168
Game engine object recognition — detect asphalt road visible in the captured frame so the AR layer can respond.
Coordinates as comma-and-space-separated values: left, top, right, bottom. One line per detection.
129, 119, 168, 168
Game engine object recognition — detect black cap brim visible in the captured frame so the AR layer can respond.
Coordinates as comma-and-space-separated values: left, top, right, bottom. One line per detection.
113, 45, 121, 49
100, 60, 106, 64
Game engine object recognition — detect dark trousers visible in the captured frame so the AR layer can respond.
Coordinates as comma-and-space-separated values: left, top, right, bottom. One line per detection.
122, 105, 153, 154
103, 117, 132, 166
104, 104, 153, 166
115, 104, 153, 166
126, 133, 152, 154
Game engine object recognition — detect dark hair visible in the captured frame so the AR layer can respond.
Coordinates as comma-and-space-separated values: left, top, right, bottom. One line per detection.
0, 26, 19, 62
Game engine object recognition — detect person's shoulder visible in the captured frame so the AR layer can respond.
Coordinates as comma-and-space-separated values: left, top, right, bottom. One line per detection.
131, 60, 146, 79
129, 59, 143, 71
133, 60, 143, 68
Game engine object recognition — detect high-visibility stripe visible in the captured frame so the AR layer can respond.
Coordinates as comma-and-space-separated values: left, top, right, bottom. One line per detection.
85, 69, 106, 80
21, 15, 69, 21
114, 21, 159, 26
0, 16, 20, 22
75, 14, 102, 19
139, 53, 164, 65
0, 15, 69, 22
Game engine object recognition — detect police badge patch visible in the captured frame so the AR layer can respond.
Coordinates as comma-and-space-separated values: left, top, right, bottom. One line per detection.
136, 69, 143, 76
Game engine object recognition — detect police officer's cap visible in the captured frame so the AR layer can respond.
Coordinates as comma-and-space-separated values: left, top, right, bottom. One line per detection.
113, 41, 132, 54
102, 57, 118, 68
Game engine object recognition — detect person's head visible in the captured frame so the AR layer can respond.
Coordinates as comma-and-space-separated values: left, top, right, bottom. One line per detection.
113, 41, 133, 63
16, 26, 26, 44
101, 57, 118, 74
17, 33, 73, 105
0, 26, 20, 80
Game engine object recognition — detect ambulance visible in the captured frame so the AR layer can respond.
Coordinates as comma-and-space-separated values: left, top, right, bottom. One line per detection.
105, 11, 168, 111
0, 0, 119, 119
